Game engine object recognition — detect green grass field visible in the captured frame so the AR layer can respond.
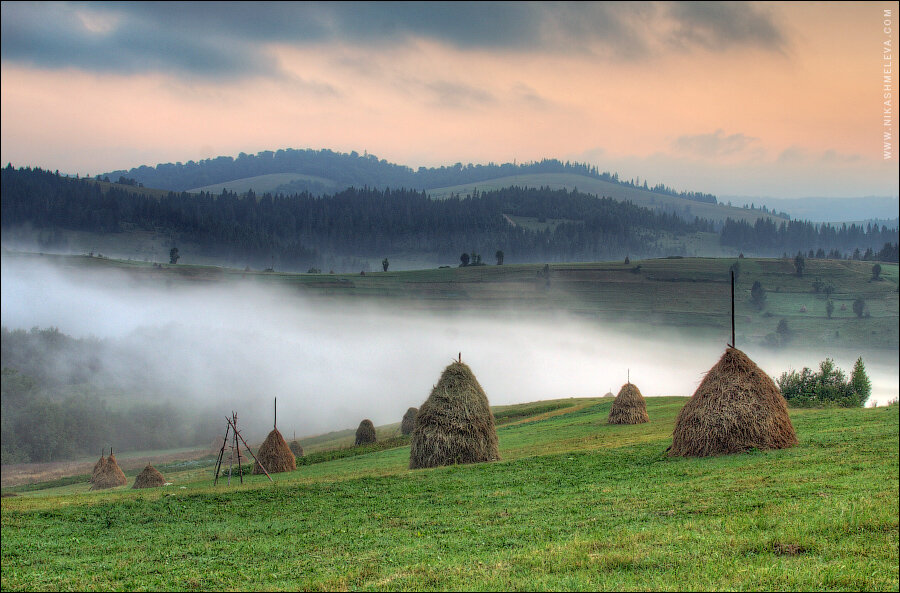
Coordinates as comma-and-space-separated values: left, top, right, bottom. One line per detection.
2, 398, 897, 591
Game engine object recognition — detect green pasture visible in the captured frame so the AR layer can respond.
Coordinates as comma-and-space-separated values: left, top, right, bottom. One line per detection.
2, 398, 897, 591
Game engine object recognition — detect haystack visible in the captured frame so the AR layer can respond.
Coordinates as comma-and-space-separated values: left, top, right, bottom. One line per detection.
669, 347, 798, 457
355, 419, 377, 446
253, 427, 296, 474
132, 464, 166, 489
400, 407, 418, 436
409, 361, 500, 469
607, 382, 649, 424
90, 453, 127, 490
289, 440, 304, 457
91, 454, 106, 481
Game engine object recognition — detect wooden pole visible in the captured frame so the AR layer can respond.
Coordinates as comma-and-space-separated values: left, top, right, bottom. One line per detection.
730, 269, 736, 348
234, 412, 243, 484
274, 398, 277, 429
227, 416, 273, 482
214, 420, 231, 485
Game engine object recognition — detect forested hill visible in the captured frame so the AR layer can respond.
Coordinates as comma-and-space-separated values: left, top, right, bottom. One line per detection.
2, 166, 896, 271
99, 148, 719, 204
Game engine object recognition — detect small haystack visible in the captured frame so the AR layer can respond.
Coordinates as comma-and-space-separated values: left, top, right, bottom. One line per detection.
355, 419, 377, 446
607, 382, 649, 424
409, 360, 500, 469
253, 427, 296, 474
400, 407, 418, 436
90, 452, 127, 490
91, 453, 106, 481
132, 464, 166, 489
289, 440, 304, 457
602, 391, 615, 398
669, 347, 798, 457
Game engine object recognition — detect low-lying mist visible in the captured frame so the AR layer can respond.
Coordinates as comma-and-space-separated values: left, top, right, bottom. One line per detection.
2, 255, 897, 452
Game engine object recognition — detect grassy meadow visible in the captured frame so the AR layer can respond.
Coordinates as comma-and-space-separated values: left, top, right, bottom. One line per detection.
1, 397, 897, 591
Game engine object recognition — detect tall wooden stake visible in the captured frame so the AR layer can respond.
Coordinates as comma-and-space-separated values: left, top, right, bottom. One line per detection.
274, 398, 277, 428
729, 269, 736, 348
234, 412, 243, 484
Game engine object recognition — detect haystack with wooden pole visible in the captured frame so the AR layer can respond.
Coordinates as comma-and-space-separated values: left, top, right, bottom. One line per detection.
253, 427, 296, 474
90, 449, 127, 490
409, 359, 500, 469
91, 450, 106, 482
607, 382, 649, 424
288, 435, 304, 457
670, 270, 798, 457
132, 464, 166, 489
355, 419, 377, 446
400, 407, 418, 436
669, 349, 798, 457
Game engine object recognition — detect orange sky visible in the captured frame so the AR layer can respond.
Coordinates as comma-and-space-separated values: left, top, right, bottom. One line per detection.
1, 1, 897, 198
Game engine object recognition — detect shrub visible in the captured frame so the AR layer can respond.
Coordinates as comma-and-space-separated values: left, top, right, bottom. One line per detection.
777, 357, 870, 407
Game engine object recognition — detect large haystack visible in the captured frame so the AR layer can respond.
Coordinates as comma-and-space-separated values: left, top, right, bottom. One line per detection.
607, 382, 649, 424
400, 407, 418, 436
289, 440, 304, 457
670, 347, 798, 457
253, 427, 296, 474
355, 419, 377, 446
90, 453, 127, 490
132, 464, 166, 489
409, 361, 500, 469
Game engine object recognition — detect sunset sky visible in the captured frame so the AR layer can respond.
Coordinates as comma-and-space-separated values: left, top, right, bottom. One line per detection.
1, 1, 898, 199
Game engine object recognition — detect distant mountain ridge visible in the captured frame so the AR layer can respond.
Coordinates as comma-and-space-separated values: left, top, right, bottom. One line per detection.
723, 195, 899, 224
101, 147, 719, 205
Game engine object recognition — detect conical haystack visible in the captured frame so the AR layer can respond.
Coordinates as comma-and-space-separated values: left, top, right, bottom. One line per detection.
670, 347, 798, 457
90, 453, 127, 490
132, 464, 166, 489
400, 407, 418, 436
607, 382, 649, 424
355, 419, 377, 446
410, 361, 500, 469
289, 440, 304, 457
91, 454, 106, 481
253, 427, 296, 474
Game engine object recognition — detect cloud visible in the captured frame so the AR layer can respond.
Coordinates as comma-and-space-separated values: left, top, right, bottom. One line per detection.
1, 2, 789, 80
671, 129, 760, 158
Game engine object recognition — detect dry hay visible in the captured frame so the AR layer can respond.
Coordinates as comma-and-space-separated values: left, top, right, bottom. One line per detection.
409, 361, 500, 469
669, 347, 798, 457
1, 492, 19, 498
90, 453, 127, 490
355, 419, 377, 446
400, 407, 418, 436
602, 391, 615, 398
253, 427, 296, 474
132, 464, 166, 489
91, 454, 106, 481
289, 440, 304, 457
607, 382, 649, 424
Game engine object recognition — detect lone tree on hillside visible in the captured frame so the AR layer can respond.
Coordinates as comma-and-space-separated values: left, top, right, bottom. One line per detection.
495, 250, 504, 265
750, 280, 766, 309
872, 263, 882, 280
382, 258, 389, 272
852, 297, 867, 318
794, 252, 806, 277
460, 253, 470, 267
169, 247, 180, 265
826, 299, 835, 319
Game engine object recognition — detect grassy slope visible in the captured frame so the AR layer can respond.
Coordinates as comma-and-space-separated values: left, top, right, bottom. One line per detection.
10, 252, 897, 351
425, 172, 781, 224
1, 398, 897, 591
186, 172, 338, 194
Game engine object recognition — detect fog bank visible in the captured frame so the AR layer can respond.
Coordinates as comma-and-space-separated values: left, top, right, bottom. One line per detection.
2, 256, 897, 445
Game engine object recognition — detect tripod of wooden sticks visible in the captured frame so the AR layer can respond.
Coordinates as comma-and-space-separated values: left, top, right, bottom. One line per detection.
214, 412, 272, 485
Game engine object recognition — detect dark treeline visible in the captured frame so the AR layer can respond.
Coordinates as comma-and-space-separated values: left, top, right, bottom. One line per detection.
1, 165, 710, 268
1, 327, 206, 463
100, 147, 719, 204
3, 166, 896, 267
721, 217, 899, 261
